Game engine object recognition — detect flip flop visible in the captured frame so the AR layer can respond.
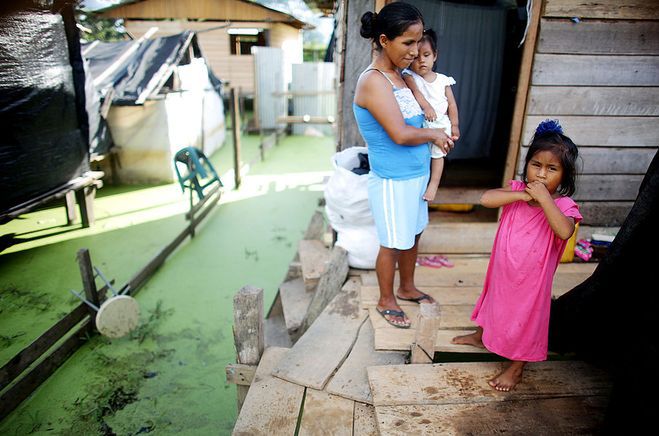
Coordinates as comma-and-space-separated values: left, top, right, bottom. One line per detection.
376, 307, 411, 329
427, 255, 454, 268
396, 291, 434, 304
416, 256, 443, 268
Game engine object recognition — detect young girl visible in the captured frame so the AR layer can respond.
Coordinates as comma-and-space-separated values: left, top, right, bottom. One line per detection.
402, 29, 459, 201
452, 120, 582, 391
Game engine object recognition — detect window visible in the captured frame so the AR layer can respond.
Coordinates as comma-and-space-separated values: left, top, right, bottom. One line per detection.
229, 29, 267, 55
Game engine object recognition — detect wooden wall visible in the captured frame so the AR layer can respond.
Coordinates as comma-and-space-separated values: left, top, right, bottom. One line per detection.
124, 20, 302, 94
516, 0, 659, 226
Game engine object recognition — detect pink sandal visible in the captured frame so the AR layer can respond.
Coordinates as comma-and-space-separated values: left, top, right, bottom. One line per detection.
416, 255, 454, 268
426, 255, 454, 268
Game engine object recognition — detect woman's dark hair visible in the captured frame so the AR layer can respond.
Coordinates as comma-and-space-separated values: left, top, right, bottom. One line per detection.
360, 2, 424, 49
522, 120, 579, 197
420, 28, 438, 55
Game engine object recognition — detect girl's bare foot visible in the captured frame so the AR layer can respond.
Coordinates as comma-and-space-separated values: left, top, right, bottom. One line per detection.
488, 361, 526, 392
451, 327, 484, 348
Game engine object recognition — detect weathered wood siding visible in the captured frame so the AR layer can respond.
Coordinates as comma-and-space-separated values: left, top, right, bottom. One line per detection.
519, 1, 659, 226
124, 21, 302, 94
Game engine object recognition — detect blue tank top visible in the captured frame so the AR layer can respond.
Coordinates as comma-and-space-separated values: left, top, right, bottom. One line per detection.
353, 69, 430, 180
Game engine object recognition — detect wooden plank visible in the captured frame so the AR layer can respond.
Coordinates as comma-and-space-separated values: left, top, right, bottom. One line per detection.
360, 286, 483, 308
360, 262, 488, 288
544, 0, 659, 20
367, 361, 611, 407
279, 277, 313, 334
325, 321, 406, 404
410, 303, 440, 364
0, 320, 90, 421
573, 174, 644, 201
233, 286, 265, 365
501, 0, 543, 184
429, 186, 484, 205
517, 146, 656, 174
76, 249, 100, 328
527, 86, 659, 116
369, 305, 474, 333
375, 396, 607, 435
419, 223, 497, 254
298, 246, 349, 335
231, 87, 242, 188
538, 19, 659, 55
232, 347, 305, 436
522, 116, 659, 147
298, 239, 330, 291
532, 54, 659, 86
273, 278, 367, 390
353, 402, 379, 436
298, 389, 353, 436
580, 201, 634, 226
303, 210, 326, 241
225, 363, 256, 386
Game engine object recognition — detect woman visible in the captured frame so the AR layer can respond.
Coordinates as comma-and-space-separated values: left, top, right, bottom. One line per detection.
353, 2, 454, 328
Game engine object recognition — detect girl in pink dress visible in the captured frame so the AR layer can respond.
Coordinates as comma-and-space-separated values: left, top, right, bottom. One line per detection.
452, 119, 582, 391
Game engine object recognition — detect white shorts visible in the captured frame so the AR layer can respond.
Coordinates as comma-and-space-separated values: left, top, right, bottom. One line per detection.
367, 172, 429, 250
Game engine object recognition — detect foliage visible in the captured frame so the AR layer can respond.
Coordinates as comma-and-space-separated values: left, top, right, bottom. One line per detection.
76, 12, 127, 42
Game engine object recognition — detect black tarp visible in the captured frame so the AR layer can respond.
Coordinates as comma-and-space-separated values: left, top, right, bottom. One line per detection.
549, 149, 659, 431
0, 2, 90, 213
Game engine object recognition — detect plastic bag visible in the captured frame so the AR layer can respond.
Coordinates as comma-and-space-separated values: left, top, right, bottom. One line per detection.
324, 147, 379, 269
324, 146, 374, 231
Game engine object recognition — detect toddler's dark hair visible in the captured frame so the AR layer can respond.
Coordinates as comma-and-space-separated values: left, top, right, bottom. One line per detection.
420, 28, 438, 55
360, 2, 424, 49
522, 120, 579, 197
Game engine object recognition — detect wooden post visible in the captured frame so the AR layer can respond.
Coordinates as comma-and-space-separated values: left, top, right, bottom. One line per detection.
296, 246, 349, 339
232, 285, 264, 412
231, 87, 242, 188
76, 248, 100, 329
75, 186, 96, 228
64, 191, 77, 225
410, 302, 440, 364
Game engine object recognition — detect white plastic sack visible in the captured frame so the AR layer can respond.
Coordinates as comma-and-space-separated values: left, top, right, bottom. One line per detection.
336, 226, 379, 270
324, 146, 373, 231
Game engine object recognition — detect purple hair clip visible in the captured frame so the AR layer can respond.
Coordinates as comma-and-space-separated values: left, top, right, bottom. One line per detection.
535, 119, 563, 135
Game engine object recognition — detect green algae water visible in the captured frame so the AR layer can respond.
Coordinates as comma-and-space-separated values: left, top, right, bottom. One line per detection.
0, 135, 334, 435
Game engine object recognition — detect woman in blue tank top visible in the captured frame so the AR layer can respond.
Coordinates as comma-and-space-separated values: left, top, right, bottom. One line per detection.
353, 2, 455, 328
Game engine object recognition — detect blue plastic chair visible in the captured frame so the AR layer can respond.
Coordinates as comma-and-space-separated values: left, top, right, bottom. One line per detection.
173, 147, 223, 200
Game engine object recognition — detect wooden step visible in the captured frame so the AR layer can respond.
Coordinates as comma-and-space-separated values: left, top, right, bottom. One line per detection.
232, 347, 304, 436
298, 239, 330, 291
368, 361, 610, 434
419, 222, 497, 254
272, 278, 367, 390
279, 277, 313, 335
431, 186, 484, 205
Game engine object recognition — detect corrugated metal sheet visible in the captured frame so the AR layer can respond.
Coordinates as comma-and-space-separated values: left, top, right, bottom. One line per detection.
291, 62, 336, 136
253, 46, 286, 130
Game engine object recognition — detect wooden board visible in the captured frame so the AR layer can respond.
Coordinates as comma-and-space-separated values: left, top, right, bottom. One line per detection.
419, 223, 497, 254
298, 389, 354, 436
298, 239, 330, 290
523, 115, 659, 147
279, 277, 313, 333
272, 278, 368, 390
375, 396, 607, 435
538, 19, 659, 55
325, 321, 406, 404
579, 201, 635, 227
517, 146, 656, 175
233, 347, 304, 436
360, 257, 489, 288
532, 54, 659, 86
527, 86, 659, 116
573, 175, 645, 201
360, 286, 482, 308
543, 0, 659, 20
353, 402, 379, 436
367, 361, 610, 407
369, 305, 475, 333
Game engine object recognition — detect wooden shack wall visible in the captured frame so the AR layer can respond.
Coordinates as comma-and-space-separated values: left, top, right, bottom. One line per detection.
124, 20, 302, 94
516, 0, 659, 226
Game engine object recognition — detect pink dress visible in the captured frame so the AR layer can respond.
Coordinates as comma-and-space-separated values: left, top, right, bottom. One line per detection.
471, 180, 582, 361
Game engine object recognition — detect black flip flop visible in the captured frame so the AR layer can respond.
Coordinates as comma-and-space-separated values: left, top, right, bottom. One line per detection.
376, 307, 411, 329
396, 292, 434, 304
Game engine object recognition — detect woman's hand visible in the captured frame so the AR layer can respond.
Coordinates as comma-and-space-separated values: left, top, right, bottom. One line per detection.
451, 125, 460, 141
432, 129, 454, 155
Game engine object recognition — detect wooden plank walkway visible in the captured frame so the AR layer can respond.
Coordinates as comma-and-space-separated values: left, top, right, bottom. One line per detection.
233, 255, 607, 434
